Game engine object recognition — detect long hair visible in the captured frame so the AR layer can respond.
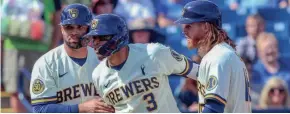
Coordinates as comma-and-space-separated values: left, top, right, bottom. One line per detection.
197, 22, 236, 53
259, 77, 290, 109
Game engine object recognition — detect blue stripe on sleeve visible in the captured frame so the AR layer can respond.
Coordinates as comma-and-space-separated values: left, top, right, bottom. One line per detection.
184, 58, 195, 76
202, 99, 225, 113
175, 57, 196, 76
32, 104, 79, 113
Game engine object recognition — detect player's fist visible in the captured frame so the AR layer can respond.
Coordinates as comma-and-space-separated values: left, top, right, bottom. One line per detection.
78, 98, 115, 113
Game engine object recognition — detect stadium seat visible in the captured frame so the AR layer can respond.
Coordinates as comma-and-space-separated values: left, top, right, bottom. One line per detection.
257, 8, 290, 22
209, 0, 227, 9
236, 24, 247, 38
221, 9, 248, 25
236, 22, 290, 39
222, 23, 238, 41
278, 38, 290, 57
266, 22, 289, 38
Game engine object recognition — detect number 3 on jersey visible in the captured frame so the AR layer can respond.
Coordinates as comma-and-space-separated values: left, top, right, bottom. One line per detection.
143, 92, 158, 111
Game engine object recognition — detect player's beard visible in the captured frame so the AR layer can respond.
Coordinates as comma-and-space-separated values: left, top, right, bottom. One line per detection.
186, 34, 202, 50
186, 38, 199, 49
194, 36, 208, 58
64, 38, 83, 49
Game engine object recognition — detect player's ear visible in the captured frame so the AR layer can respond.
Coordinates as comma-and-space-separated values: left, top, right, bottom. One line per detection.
202, 22, 211, 33
60, 26, 65, 34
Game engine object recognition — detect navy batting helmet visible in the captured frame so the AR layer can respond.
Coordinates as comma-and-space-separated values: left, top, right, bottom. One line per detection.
83, 14, 129, 57
60, 3, 92, 26
175, 0, 222, 27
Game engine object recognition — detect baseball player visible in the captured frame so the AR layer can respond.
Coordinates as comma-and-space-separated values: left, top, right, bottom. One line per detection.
81, 14, 199, 112
175, 0, 252, 113
29, 4, 114, 113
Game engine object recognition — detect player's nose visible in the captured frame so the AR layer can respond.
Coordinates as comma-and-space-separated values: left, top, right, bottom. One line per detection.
91, 38, 100, 47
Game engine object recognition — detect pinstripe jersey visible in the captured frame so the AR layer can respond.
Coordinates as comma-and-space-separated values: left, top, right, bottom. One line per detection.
30, 45, 100, 106
197, 42, 252, 112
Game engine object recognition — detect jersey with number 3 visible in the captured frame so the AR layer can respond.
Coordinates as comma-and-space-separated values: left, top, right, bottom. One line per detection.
197, 42, 251, 112
92, 43, 198, 113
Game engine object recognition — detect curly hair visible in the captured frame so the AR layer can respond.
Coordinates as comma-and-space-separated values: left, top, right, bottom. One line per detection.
197, 22, 236, 53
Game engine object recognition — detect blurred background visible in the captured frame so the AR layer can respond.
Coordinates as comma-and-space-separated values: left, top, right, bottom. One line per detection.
1, 0, 290, 113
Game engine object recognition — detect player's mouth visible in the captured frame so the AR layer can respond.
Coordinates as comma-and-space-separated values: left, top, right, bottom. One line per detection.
69, 39, 79, 43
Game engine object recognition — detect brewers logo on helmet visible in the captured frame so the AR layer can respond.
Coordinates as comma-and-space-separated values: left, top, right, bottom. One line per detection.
91, 19, 99, 30
83, 14, 129, 57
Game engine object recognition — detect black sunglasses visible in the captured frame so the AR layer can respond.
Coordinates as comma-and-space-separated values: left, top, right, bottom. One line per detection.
92, 35, 113, 41
270, 88, 285, 93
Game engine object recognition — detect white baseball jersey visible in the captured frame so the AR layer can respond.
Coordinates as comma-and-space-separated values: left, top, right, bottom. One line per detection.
197, 42, 251, 113
30, 45, 99, 106
92, 43, 198, 113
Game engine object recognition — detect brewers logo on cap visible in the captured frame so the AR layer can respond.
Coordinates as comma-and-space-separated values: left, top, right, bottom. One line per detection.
91, 19, 98, 29
69, 8, 79, 19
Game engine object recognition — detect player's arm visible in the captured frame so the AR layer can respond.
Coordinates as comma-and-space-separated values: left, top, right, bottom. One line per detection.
30, 61, 114, 113
202, 99, 225, 113
30, 61, 80, 113
154, 45, 198, 80
202, 59, 231, 113
32, 98, 114, 113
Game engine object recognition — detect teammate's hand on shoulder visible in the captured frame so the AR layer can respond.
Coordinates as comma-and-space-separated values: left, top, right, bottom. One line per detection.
78, 98, 115, 113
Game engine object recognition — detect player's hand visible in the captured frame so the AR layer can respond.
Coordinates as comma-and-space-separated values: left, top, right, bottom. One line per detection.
78, 98, 115, 113
188, 102, 199, 112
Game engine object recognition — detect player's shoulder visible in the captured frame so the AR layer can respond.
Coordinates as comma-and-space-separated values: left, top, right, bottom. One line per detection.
128, 43, 170, 57
93, 59, 109, 77
92, 59, 112, 85
34, 45, 66, 68
146, 42, 169, 53
87, 46, 97, 57
203, 42, 238, 66
86, 46, 99, 64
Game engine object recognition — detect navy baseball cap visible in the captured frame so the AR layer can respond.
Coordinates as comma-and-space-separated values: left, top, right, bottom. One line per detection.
175, 0, 222, 27
60, 3, 92, 26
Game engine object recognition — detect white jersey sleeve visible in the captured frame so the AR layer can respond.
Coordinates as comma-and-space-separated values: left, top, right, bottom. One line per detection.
204, 56, 231, 105
30, 59, 58, 105
152, 44, 198, 80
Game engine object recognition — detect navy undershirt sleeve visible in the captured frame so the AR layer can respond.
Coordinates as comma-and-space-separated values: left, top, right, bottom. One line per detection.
32, 104, 79, 113
202, 99, 225, 113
